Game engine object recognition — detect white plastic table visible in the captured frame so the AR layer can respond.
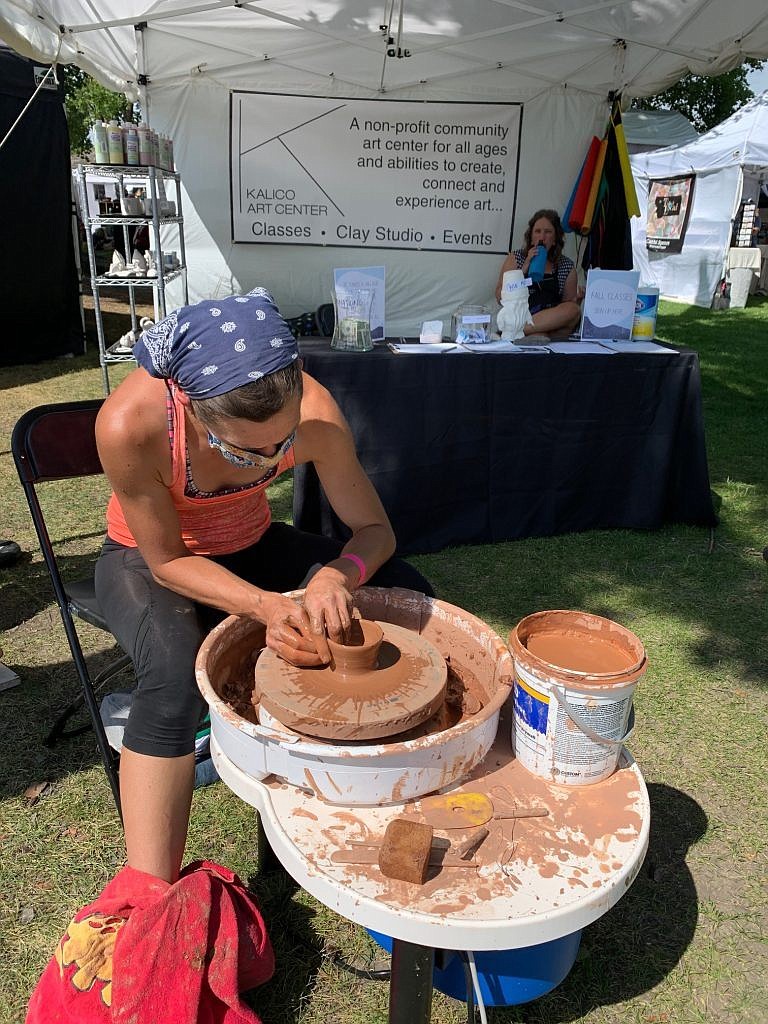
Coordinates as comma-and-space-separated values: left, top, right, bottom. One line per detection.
212, 709, 650, 1022
727, 246, 763, 304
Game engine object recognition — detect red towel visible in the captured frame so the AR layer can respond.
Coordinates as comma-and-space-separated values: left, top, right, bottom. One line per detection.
26, 860, 274, 1024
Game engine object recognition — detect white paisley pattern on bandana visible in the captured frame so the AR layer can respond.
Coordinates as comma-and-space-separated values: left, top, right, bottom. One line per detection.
132, 288, 298, 398
139, 312, 178, 375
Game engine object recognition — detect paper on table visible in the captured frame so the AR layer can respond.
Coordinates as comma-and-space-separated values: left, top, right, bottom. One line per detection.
388, 342, 456, 353
547, 340, 617, 354
596, 339, 677, 354
455, 340, 549, 353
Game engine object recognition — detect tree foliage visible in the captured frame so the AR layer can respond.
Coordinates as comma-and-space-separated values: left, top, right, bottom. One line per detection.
62, 64, 135, 155
632, 61, 763, 133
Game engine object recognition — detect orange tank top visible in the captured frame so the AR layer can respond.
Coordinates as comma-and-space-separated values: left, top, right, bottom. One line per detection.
105, 385, 295, 556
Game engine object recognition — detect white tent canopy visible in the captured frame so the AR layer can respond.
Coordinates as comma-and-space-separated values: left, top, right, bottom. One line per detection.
4, 2, 768, 329
631, 91, 768, 307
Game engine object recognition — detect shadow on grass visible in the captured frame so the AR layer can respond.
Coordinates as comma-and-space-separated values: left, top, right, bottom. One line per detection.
0, 303, 145, 392
242, 872, 324, 1024
657, 300, 768, 494
0, 550, 110, 632
415, 521, 767, 696
0, 652, 130, 801
467, 784, 706, 1024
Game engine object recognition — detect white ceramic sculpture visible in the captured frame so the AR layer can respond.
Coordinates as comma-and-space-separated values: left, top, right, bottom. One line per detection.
497, 269, 533, 341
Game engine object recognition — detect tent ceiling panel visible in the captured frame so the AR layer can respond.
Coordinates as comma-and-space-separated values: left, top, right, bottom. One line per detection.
3, 0, 768, 102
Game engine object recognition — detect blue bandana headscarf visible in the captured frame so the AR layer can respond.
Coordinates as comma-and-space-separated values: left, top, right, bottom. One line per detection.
133, 287, 299, 399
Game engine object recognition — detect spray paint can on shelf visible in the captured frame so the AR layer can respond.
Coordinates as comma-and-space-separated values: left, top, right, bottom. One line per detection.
137, 123, 153, 166
159, 134, 170, 171
124, 125, 139, 166
106, 120, 124, 164
91, 121, 109, 164
150, 130, 160, 168
167, 135, 175, 172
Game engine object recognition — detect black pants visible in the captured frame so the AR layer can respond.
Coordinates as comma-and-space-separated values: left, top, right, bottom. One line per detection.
94, 523, 434, 758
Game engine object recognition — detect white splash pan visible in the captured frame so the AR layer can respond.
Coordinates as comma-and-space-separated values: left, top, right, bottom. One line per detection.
195, 586, 513, 806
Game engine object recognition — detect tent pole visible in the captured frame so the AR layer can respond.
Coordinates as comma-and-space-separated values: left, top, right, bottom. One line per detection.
611, 39, 627, 97
136, 24, 150, 125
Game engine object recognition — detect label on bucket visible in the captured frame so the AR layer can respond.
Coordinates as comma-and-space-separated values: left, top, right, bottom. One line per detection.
514, 676, 550, 738
513, 670, 633, 784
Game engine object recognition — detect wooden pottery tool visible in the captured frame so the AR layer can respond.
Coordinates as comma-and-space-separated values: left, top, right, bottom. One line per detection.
331, 821, 478, 874
452, 827, 490, 860
415, 792, 548, 829
330, 848, 478, 870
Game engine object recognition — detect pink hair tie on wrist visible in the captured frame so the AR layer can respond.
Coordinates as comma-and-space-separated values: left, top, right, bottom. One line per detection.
339, 553, 367, 585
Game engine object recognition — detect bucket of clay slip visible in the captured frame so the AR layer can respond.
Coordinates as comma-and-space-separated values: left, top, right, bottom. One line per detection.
508, 611, 646, 786
632, 286, 660, 339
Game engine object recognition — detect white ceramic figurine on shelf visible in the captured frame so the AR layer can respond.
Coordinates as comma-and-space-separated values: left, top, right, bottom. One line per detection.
496, 269, 533, 341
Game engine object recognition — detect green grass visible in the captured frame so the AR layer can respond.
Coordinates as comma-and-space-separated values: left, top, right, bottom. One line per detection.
1, 298, 766, 1023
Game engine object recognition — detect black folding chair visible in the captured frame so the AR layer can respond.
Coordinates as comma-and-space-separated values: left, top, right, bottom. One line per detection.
12, 400, 129, 817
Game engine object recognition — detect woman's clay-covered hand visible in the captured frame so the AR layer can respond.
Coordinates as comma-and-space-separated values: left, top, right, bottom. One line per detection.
263, 592, 329, 667
303, 566, 354, 649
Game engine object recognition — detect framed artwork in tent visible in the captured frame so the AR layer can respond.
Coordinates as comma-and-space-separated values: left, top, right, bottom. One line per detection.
645, 174, 695, 253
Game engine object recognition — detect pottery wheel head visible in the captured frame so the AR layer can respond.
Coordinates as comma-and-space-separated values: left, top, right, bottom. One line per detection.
254, 620, 447, 741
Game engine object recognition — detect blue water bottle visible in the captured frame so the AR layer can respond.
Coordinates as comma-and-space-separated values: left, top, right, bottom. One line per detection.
529, 243, 547, 282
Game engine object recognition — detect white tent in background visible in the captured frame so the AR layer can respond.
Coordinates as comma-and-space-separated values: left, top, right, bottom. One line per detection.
622, 109, 699, 154
3, 2, 768, 330
631, 92, 768, 308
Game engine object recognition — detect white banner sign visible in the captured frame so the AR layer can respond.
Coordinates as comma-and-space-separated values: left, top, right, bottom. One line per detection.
231, 93, 521, 254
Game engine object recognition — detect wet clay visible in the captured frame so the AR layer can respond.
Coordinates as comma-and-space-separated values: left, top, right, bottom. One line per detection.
271, 709, 646, 916
255, 620, 448, 741
197, 591, 512, 807
327, 619, 383, 675
510, 610, 646, 687
526, 631, 636, 675
309, 725, 644, 912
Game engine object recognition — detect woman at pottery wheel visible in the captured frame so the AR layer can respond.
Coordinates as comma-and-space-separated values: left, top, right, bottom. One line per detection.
95, 286, 432, 883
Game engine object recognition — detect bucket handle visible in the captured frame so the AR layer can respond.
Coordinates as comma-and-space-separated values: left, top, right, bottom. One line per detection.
549, 684, 635, 748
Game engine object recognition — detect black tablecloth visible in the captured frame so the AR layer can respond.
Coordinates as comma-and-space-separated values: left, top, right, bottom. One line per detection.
293, 340, 717, 555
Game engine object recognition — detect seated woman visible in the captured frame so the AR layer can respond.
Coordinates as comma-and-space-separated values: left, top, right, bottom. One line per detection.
495, 209, 581, 337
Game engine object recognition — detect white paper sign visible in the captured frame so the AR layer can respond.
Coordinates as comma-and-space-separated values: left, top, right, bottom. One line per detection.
231, 92, 521, 253
580, 269, 640, 342
420, 320, 444, 343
